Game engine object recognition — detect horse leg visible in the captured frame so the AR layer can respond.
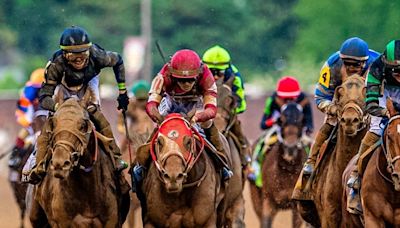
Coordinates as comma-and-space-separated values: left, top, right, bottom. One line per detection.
291, 208, 303, 228
261, 197, 276, 228
225, 196, 245, 228
29, 199, 49, 228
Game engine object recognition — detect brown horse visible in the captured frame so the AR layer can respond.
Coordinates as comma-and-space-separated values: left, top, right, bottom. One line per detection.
297, 75, 368, 227
138, 112, 244, 227
9, 115, 46, 228
29, 93, 129, 227
250, 102, 308, 228
118, 98, 154, 228
359, 98, 400, 227
214, 77, 248, 187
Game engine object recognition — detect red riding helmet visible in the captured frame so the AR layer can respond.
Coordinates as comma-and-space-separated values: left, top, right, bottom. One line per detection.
169, 49, 202, 78
276, 76, 301, 99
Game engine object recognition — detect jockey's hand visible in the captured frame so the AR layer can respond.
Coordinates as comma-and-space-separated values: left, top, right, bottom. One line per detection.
117, 90, 129, 111
191, 115, 198, 125
383, 108, 390, 118
305, 128, 313, 136
265, 118, 276, 127
326, 103, 338, 116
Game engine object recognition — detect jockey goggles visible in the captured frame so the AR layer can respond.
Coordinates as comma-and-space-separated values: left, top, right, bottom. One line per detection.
64, 50, 90, 63
210, 68, 225, 79
342, 59, 365, 68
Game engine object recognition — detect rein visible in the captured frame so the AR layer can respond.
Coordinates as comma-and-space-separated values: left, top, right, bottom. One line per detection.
149, 115, 206, 187
380, 114, 400, 184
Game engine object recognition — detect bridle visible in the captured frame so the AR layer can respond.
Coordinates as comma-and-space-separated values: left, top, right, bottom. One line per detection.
379, 115, 400, 185
337, 101, 369, 132
50, 122, 98, 172
149, 115, 206, 187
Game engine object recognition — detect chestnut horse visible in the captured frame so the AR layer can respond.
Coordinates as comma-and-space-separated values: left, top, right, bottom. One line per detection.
297, 75, 369, 227
249, 102, 308, 228
29, 92, 129, 227
359, 99, 400, 227
138, 113, 244, 227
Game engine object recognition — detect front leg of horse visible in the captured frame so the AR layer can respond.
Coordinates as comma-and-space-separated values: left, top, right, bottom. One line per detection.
261, 198, 276, 228
291, 208, 303, 228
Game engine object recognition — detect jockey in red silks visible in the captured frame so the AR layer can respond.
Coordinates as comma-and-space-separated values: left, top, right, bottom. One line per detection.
131, 49, 233, 191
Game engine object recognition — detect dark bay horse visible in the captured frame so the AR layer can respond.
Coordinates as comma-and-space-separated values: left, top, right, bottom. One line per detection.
29, 92, 129, 227
214, 77, 247, 187
9, 115, 46, 228
138, 113, 244, 227
359, 98, 400, 227
297, 75, 368, 227
249, 102, 308, 228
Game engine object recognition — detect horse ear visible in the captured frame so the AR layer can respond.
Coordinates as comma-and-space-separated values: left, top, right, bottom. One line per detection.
187, 108, 196, 121
80, 87, 94, 109
54, 86, 65, 106
333, 86, 344, 103
226, 76, 235, 88
387, 97, 396, 116
183, 135, 192, 151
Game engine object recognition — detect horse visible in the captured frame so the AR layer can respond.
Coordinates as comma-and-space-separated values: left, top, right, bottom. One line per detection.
249, 102, 308, 228
296, 74, 369, 227
347, 98, 400, 227
137, 112, 244, 227
119, 99, 154, 228
214, 77, 248, 188
28, 90, 130, 227
9, 115, 46, 228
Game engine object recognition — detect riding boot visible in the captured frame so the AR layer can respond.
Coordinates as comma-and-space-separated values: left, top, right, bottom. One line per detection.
204, 122, 233, 181
28, 120, 52, 185
88, 106, 127, 172
302, 123, 334, 175
231, 119, 251, 166
347, 131, 380, 214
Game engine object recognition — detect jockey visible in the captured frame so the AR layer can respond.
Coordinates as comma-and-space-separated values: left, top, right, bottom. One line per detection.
301, 37, 380, 176
347, 40, 400, 214
135, 49, 233, 184
117, 80, 153, 135
202, 45, 250, 154
28, 26, 129, 184
248, 76, 313, 184
9, 68, 45, 169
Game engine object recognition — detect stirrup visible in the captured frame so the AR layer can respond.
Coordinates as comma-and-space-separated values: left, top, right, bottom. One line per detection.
115, 158, 128, 172
302, 163, 314, 176
222, 167, 233, 181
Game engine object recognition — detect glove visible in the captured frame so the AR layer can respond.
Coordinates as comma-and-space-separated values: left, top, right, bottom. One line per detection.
326, 103, 338, 116
117, 91, 129, 111
264, 118, 276, 128
305, 128, 313, 136
40, 96, 56, 112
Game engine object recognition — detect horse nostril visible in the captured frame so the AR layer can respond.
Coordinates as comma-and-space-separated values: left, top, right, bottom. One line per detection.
64, 160, 71, 168
392, 172, 399, 180
163, 173, 170, 180
177, 173, 185, 180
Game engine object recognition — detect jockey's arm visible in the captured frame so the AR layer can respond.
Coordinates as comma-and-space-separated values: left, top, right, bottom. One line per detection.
232, 73, 246, 114
315, 62, 335, 114
365, 62, 388, 117
146, 73, 164, 123
260, 96, 279, 130
195, 67, 217, 122
39, 61, 62, 112
92, 45, 126, 92
16, 83, 41, 128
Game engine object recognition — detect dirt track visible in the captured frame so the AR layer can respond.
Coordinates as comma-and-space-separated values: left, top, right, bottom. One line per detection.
0, 96, 324, 227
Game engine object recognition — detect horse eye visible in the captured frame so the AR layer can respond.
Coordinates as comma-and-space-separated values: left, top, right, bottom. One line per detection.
80, 121, 88, 131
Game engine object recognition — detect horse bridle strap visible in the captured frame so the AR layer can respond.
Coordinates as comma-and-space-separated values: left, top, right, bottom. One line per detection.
382, 115, 400, 176
340, 102, 368, 131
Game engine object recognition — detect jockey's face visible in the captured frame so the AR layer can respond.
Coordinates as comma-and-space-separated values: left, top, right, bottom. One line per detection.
64, 50, 90, 70
342, 59, 365, 75
210, 68, 225, 81
176, 78, 196, 92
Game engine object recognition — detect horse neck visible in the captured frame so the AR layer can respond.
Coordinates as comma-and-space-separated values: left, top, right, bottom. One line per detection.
334, 125, 367, 170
